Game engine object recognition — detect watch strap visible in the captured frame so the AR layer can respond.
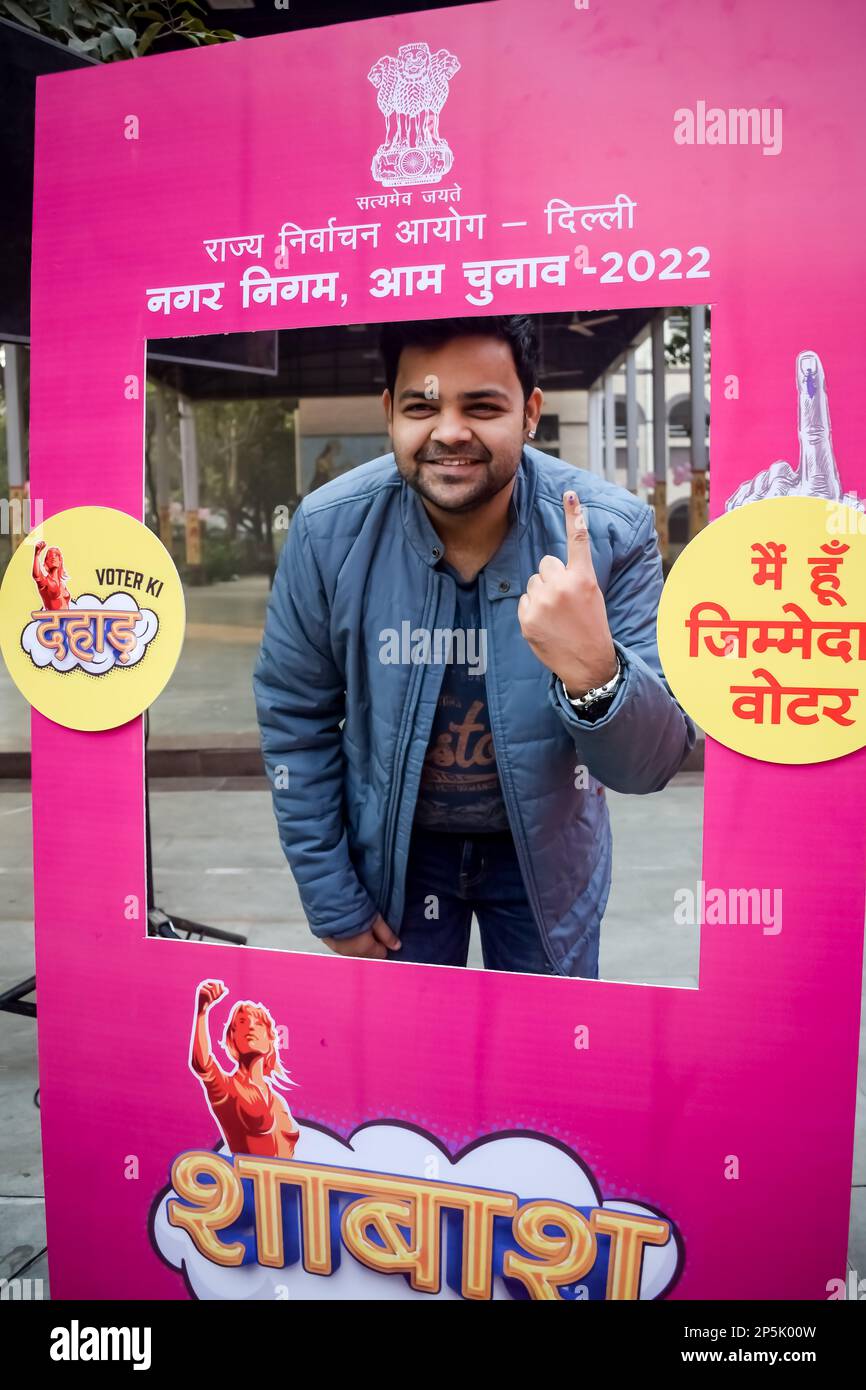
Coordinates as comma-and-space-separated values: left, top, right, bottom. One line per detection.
563, 656, 622, 710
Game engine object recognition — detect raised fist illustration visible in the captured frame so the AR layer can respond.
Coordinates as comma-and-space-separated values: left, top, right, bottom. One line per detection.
196, 979, 227, 1014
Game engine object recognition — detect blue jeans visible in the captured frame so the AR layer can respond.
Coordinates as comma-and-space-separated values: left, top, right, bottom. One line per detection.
391, 828, 559, 975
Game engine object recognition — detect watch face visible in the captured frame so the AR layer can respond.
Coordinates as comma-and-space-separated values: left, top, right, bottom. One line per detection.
577, 692, 614, 722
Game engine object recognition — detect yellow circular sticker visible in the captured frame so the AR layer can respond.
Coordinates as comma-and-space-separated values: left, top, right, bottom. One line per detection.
0, 505, 185, 731
658, 496, 866, 764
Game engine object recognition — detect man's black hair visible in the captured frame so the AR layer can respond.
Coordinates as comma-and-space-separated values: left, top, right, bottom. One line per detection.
378, 315, 539, 404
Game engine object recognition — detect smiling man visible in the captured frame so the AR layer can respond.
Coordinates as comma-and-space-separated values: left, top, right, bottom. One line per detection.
253, 316, 695, 977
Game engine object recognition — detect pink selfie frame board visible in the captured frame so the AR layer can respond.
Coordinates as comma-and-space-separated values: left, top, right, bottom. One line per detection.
29, 0, 866, 1300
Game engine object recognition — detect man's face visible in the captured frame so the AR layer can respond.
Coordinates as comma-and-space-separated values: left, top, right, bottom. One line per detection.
383, 335, 542, 515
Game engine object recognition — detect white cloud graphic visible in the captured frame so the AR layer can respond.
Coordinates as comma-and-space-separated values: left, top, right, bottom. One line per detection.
152, 1121, 680, 1301
22, 592, 158, 674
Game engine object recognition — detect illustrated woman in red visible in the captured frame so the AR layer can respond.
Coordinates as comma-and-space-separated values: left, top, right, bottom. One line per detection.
191, 980, 299, 1159
32, 540, 71, 610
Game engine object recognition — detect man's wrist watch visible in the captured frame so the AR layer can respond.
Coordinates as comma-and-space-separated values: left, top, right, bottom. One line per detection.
562, 655, 623, 710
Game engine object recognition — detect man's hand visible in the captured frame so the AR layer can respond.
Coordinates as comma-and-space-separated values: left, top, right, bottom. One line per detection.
517, 491, 618, 696
323, 913, 401, 960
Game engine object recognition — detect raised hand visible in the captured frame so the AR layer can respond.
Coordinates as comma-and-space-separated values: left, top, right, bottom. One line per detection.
725, 351, 860, 511
196, 979, 227, 1013
517, 491, 618, 696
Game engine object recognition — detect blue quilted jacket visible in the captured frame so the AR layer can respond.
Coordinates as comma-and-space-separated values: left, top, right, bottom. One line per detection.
252, 445, 696, 976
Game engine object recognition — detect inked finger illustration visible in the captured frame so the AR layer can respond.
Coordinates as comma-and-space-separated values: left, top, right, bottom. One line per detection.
725, 352, 865, 514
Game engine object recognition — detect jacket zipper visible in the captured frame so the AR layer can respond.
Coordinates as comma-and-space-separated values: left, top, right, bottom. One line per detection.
379, 569, 450, 919
479, 582, 560, 973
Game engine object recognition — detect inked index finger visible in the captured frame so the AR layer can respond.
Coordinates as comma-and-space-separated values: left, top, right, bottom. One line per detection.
796, 350, 841, 498
563, 490, 591, 569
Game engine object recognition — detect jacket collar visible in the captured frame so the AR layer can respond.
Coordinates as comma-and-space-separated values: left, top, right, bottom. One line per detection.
400, 446, 537, 600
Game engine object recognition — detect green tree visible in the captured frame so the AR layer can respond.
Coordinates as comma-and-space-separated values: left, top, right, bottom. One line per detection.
195, 397, 296, 557
145, 385, 297, 575
665, 307, 712, 370
0, 0, 238, 59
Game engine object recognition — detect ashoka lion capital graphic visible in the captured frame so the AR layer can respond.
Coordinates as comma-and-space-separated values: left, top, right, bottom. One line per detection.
368, 42, 460, 187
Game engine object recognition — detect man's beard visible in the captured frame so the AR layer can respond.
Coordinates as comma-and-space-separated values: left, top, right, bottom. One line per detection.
395, 446, 521, 514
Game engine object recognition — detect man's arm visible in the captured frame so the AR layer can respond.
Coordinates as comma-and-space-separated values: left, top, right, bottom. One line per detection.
252, 505, 380, 940
547, 502, 696, 793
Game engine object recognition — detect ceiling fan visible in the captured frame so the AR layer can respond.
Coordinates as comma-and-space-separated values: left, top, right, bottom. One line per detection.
566, 312, 620, 337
